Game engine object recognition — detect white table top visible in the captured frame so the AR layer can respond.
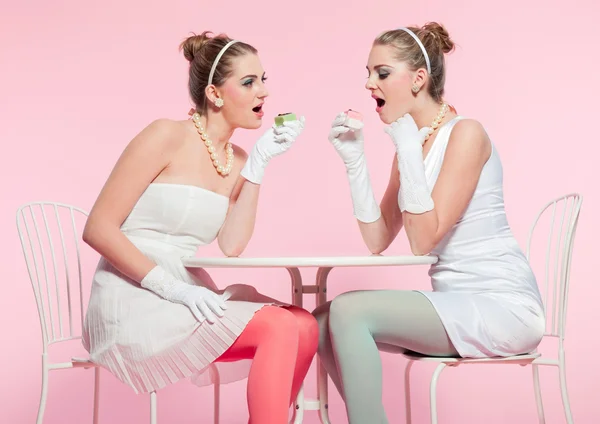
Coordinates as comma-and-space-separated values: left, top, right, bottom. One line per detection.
182, 255, 438, 268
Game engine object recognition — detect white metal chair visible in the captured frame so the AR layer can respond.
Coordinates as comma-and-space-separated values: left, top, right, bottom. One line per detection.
402, 193, 583, 424
17, 201, 221, 424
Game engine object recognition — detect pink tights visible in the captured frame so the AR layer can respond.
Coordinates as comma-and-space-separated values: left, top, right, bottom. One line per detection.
215, 306, 319, 423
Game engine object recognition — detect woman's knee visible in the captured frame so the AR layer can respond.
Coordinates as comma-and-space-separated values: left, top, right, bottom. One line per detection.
328, 291, 375, 336
254, 306, 300, 343
286, 307, 319, 353
329, 291, 364, 321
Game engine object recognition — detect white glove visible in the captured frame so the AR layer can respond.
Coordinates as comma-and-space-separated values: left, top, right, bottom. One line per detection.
241, 116, 305, 184
329, 112, 381, 223
140, 265, 227, 324
384, 114, 434, 214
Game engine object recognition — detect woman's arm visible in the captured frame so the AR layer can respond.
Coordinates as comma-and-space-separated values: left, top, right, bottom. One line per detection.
402, 119, 491, 255
217, 148, 261, 257
217, 117, 306, 257
357, 155, 404, 254
82, 119, 182, 282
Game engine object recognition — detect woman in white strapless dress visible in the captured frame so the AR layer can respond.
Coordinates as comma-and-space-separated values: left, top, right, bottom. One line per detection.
82, 31, 318, 423
314, 23, 545, 423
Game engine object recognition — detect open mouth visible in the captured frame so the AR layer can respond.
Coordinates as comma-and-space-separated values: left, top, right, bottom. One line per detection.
375, 97, 386, 108
252, 104, 263, 113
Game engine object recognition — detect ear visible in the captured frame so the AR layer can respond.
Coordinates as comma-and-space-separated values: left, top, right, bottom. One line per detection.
204, 84, 222, 105
412, 68, 428, 91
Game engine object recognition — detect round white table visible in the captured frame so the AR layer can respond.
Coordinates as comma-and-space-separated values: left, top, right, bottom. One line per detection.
182, 254, 438, 424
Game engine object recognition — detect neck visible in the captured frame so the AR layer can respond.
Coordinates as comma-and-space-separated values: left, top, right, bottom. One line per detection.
410, 95, 448, 129
194, 111, 235, 149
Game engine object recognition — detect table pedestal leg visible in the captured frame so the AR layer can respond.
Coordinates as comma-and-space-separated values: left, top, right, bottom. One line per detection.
288, 267, 303, 307
316, 267, 332, 424
287, 267, 304, 424
285, 267, 334, 424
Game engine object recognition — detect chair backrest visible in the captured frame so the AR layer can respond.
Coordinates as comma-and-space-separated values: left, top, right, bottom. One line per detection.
16, 202, 90, 353
526, 193, 583, 340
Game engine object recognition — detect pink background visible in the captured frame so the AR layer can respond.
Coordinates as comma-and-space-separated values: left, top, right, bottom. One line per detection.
2, 0, 599, 423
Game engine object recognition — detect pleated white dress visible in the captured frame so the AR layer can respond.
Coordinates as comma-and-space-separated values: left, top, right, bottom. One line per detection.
418, 116, 546, 358
82, 183, 282, 394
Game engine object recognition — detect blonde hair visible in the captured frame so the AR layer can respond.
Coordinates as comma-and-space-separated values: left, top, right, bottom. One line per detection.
375, 22, 455, 102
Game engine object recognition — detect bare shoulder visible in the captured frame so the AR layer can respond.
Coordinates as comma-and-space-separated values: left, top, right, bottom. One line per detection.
449, 118, 490, 148
126, 118, 187, 154
447, 118, 491, 161
85, 119, 188, 227
103, 118, 187, 191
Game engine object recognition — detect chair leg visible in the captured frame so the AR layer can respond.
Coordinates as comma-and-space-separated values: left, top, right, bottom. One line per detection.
429, 363, 446, 424
213, 369, 220, 424
532, 364, 545, 424
558, 360, 574, 424
150, 392, 157, 424
36, 362, 49, 424
404, 361, 414, 424
209, 364, 221, 424
93, 367, 100, 424
290, 385, 305, 424
317, 356, 331, 424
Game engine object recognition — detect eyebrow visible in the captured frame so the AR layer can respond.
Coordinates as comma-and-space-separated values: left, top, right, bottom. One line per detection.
239, 72, 266, 80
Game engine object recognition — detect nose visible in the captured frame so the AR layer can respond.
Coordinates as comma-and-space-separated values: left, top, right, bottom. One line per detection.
258, 89, 269, 100
365, 75, 377, 91
258, 82, 269, 99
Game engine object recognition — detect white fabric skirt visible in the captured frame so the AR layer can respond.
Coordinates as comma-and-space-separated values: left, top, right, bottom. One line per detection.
83, 250, 284, 394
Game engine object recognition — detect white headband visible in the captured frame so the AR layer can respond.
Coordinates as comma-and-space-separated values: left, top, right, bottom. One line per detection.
397, 27, 431, 74
208, 39, 239, 86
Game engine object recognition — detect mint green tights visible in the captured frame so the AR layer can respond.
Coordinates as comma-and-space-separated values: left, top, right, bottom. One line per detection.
312, 290, 459, 424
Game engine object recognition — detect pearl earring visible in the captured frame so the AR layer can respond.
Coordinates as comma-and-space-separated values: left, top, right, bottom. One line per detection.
214, 98, 224, 108
411, 84, 420, 93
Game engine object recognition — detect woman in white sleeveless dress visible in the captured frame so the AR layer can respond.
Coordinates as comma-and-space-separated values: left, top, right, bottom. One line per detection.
313, 22, 546, 423
82, 31, 318, 423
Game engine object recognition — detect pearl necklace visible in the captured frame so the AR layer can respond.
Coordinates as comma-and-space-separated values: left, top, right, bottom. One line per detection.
423, 103, 449, 142
191, 112, 234, 176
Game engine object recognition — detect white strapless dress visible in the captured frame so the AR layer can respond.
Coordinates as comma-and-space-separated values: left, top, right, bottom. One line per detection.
82, 183, 282, 394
